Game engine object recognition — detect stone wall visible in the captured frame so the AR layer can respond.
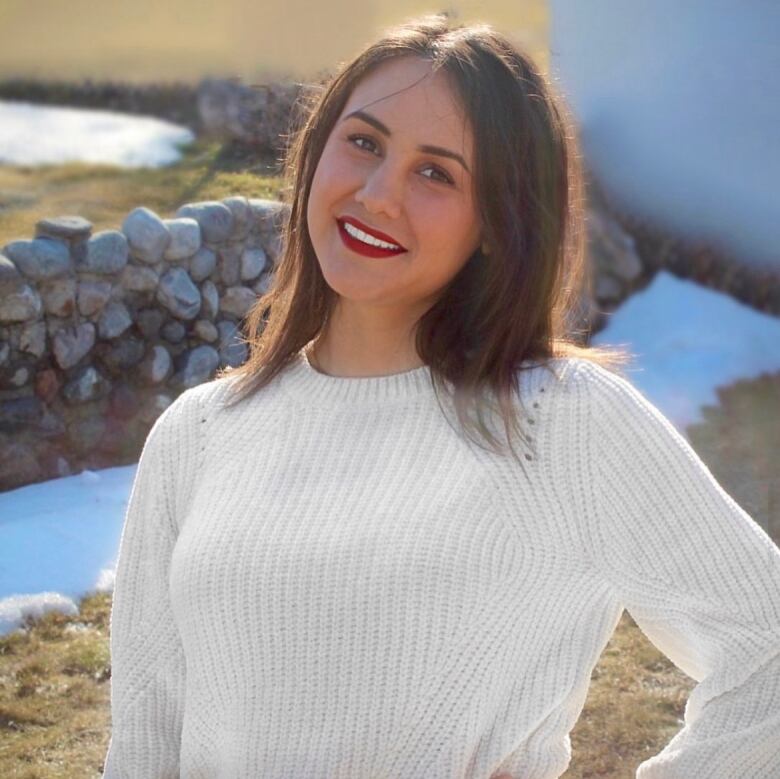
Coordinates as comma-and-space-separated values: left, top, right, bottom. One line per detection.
3, 183, 763, 493
0, 198, 288, 491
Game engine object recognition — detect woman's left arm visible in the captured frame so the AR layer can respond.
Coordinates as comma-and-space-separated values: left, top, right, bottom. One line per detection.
578, 361, 780, 779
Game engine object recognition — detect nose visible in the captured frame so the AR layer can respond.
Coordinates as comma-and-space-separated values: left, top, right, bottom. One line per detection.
354, 159, 403, 220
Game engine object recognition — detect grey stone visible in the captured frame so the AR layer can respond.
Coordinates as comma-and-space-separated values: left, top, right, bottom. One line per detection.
3, 238, 72, 280
136, 308, 165, 339
241, 247, 267, 281
248, 198, 289, 235
0, 342, 9, 365
9, 366, 29, 387
200, 280, 219, 320
98, 300, 133, 339
587, 209, 643, 283
38, 407, 66, 437
80, 230, 129, 274
217, 319, 248, 367
0, 441, 41, 490
180, 344, 220, 387
77, 279, 112, 316
62, 365, 111, 404
161, 319, 186, 343
52, 322, 95, 369
0, 396, 44, 433
109, 382, 140, 419
252, 272, 273, 296
262, 229, 284, 264
120, 263, 159, 292
139, 393, 173, 424
190, 246, 217, 281
0, 254, 22, 288
217, 246, 241, 286
122, 207, 171, 264
68, 415, 106, 452
176, 201, 234, 244
35, 216, 93, 242
197, 79, 301, 150
140, 344, 172, 384
41, 278, 77, 317
98, 336, 146, 373
163, 217, 201, 260
193, 319, 219, 342
223, 196, 252, 239
157, 267, 201, 319
19, 321, 46, 358
220, 286, 257, 317
0, 284, 42, 323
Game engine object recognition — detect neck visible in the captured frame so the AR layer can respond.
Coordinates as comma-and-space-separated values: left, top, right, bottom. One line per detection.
307, 317, 426, 378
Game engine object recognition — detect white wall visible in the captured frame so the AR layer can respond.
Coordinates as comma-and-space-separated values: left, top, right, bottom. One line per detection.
548, 0, 779, 271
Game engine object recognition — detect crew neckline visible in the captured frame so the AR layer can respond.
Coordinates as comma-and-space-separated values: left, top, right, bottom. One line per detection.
280, 345, 438, 406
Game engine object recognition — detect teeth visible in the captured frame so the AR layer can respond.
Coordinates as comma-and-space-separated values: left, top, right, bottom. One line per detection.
343, 221, 401, 250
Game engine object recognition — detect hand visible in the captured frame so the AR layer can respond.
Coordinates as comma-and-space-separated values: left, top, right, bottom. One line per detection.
491, 774, 513, 779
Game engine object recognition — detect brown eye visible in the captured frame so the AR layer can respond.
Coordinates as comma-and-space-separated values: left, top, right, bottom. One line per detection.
348, 134, 378, 153
421, 166, 454, 185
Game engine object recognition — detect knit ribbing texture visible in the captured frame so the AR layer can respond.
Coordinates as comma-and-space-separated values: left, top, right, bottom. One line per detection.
102, 351, 780, 778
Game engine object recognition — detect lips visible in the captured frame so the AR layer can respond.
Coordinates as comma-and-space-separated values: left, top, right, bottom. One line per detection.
336, 216, 408, 259
338, 216, 406, 250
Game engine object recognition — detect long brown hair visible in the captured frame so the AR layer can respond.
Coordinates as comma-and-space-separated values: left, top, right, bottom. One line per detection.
218, 12, 633, 472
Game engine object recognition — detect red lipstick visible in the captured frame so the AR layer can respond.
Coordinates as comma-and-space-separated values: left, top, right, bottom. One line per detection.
337, 217, 407, 259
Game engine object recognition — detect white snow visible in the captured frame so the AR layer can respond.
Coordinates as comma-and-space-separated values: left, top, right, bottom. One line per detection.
1, 271, 779, 637
548, 0, 780, 271
0, 99, 195, 168
591, 271, 780, 431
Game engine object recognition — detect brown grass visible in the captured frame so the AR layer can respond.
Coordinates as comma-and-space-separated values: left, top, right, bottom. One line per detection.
0, 139, 283, 249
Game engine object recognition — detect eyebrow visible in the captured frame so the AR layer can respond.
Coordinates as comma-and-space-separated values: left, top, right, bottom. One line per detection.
342, 109, 470, 174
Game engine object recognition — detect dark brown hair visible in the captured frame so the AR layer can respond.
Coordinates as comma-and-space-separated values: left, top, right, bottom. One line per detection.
218, 12, 633, 473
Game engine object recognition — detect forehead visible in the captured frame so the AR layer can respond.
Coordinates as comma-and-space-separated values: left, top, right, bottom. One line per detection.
340, 57, 473, 150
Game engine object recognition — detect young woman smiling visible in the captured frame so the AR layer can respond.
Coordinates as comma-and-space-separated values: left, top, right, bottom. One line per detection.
103, 13, 780, 779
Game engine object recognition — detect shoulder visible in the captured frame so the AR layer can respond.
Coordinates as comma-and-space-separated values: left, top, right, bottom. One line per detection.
515, 355, 628, 398
144, 373, 239, 453
553, 358, 684, 449
539, 356, 641, 403
514, 356, 658, 431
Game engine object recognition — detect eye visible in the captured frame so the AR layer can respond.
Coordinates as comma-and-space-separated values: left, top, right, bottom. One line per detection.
420, 166, 454, 185
346, 134, 455, 186
347, 134, 379, 154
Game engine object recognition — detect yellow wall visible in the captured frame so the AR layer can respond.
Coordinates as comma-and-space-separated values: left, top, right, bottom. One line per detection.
0, 0, 548, 83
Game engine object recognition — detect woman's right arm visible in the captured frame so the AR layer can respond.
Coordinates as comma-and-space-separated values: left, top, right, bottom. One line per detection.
102, 390, 200, 778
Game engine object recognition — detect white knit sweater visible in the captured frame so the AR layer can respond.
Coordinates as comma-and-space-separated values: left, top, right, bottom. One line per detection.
102, 351, 780, 779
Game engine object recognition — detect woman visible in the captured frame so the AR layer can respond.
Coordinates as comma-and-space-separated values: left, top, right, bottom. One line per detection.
103, 13, 780, 779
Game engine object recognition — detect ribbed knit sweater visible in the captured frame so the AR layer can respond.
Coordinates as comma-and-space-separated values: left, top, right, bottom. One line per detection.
102, 351, 780, 779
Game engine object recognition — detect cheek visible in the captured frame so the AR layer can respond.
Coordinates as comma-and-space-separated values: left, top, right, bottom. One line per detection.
312, 148, 352, 195
418, 203, 479, 252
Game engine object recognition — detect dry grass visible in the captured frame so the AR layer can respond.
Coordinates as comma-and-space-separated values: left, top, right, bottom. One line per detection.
0, 595, 693, 778
0, 138, 284, 249
0, 592, 113, 778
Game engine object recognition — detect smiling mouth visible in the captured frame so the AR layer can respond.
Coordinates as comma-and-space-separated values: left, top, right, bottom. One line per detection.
336, 219, 408, 259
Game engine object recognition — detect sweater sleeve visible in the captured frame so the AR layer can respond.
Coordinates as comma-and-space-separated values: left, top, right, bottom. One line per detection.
102, 389, 201, 778
579, 361, 780, 778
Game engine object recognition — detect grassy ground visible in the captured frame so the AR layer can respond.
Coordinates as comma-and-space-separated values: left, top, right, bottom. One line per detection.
0, 594, 693, 778
0, 138, 284, 249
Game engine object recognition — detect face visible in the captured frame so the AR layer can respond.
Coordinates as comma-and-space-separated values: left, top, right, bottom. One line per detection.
306, 56, 482, 320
